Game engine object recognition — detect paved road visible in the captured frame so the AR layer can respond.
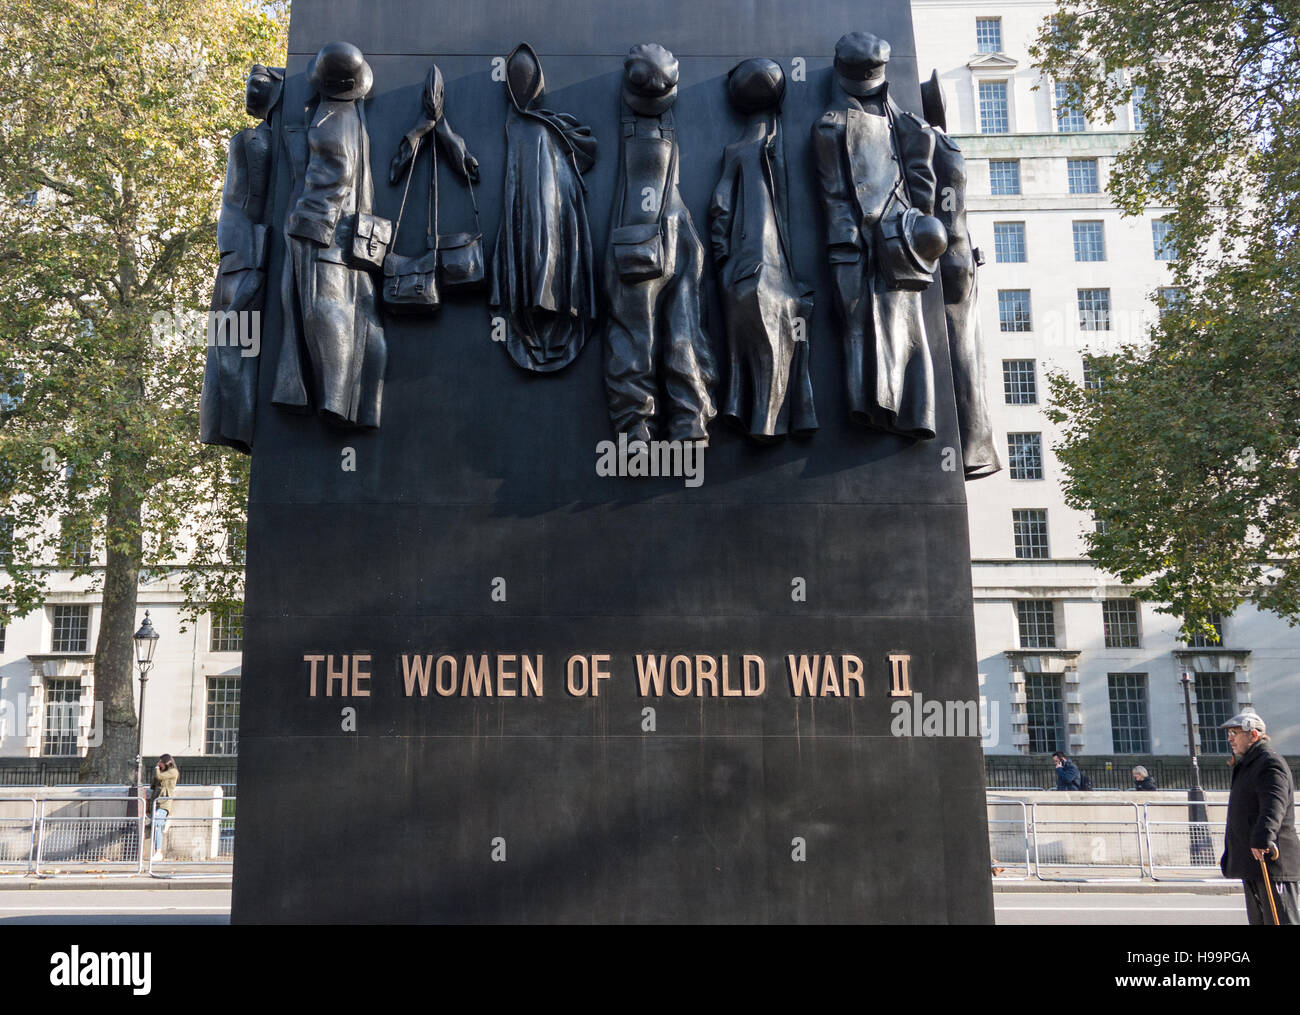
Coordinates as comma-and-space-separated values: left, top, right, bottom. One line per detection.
995, 892, 1247, 925
0, 889, 1250, 924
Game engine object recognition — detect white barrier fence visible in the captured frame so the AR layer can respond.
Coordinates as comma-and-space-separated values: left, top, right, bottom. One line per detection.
988, 795, 1295, 882
0, 786, 230, 879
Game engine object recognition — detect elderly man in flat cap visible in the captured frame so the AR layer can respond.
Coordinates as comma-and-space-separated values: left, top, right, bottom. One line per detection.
812, 32, 946, 440
1220, 710, 1300, 923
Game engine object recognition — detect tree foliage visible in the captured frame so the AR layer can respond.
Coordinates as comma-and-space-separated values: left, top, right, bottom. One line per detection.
0, 0, 287, 779
1034, 1, 1300, 638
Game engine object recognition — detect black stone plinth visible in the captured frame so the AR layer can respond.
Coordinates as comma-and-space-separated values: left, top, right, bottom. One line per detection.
230, 0, 994, 924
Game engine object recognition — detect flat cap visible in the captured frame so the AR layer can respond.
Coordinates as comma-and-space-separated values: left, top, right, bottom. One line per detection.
1220, 711, 1266, 733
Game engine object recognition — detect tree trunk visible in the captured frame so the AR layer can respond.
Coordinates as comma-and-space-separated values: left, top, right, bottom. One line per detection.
79, 466, 145, 786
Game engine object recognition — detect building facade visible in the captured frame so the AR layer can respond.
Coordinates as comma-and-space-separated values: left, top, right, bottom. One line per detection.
914, 0, 1300, 757
1, 3, 1295, 768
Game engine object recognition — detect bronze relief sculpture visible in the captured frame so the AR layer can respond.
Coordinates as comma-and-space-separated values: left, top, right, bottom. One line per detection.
603, 43, 716, 445
272, 42, 387, 430
200, 64, 283, 454
710, 58, 816, 443
921, 71, 1001, 479
811, 32, 947, 439
490, 43, 598, 373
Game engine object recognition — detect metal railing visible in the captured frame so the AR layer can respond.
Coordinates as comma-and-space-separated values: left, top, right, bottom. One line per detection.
986, 796, 1300, 882
1144, 800, 1228, 882
986, 797, 1032, 879
0, 797, 39, 877
147, 795, 234, 879
1031, 800, 1146, 881
0, 789, 233, 879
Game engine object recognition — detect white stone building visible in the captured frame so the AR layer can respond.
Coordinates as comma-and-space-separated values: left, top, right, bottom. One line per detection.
913, 0, 1300, 759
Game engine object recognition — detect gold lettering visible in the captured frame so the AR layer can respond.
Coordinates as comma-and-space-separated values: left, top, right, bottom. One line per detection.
842, 655, 865, 697
636, 655, 668, 695
695, 655, 719, 696
304, 654, 325, 697
497, 654, 517, 696
463, 655, 492, 696
521, 655, 542, 696
326, 655, 348, 697
352, 654, 371, 696
785, 655, 821, 696
402, 655, 434, 696
669, 655, 693, 697
743, 655, 766, 696
435, 655, 458, 696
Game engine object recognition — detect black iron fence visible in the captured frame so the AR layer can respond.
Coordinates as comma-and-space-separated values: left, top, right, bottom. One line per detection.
0, 757, 237, 799
986, 754, 1300, 792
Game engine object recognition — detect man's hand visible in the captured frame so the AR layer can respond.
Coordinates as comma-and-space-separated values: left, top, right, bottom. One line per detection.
1252, 844, 1280, 861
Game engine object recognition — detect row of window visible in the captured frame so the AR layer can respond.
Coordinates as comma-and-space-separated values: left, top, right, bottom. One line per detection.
1015, 599, 1224, 650
0, 518, 246, 568
991, 219, 1174, 263
1021, 670, 1232, 755
0, 604, 242, 655
976, 80, 1145, 136
996, 288, 1112, 332
1002, 357, 1108, 406
40, 675, 239, 757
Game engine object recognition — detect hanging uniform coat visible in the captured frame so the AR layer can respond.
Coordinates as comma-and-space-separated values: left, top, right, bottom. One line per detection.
272, 98, 387, 429
710, 119, 816, 441
604, 107, 716, 443
490, 43, 598, 373
201, 114, 273, 454
812, 81, 938, 439
931, 127, 1001, 478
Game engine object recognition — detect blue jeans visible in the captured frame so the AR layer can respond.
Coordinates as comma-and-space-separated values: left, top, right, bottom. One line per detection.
153, 808, 169, 853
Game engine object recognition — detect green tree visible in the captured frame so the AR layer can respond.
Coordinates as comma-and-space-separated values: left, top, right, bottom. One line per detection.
0, 0, 287, 781
1034, 2, 1300, 638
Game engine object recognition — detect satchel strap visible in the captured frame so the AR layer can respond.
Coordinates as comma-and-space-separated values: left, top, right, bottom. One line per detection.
356, 101, 374, 216
426, 134, 483, 250
391, 135, 422, 243
618, 102, 677, 230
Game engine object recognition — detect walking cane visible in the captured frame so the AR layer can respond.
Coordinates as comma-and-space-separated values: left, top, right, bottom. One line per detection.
1258, 844, 1280, 926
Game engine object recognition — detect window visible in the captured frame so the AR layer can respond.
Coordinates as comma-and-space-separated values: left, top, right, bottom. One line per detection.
1024, 673, 1066, 753
1067, 158, 1099, 195
989, 159, 1021, 195
1188, 612, 1225, 648
210, 608, 243, 653
1093, 512, 1110, 535
1082, 355, 1106, 391
1108, 674, 1150, 753
226, 529, 246, 566
1157, 287, 1185, 316
51, 604, 90, 653
1152, 219, 1175, 260
1072, 221, 1106, 262
42, 678, 81, 756
60, 519, 93, 568
979, 81, 1009, 134
998, 290, 1033, 332
1017, 600, 1057, 649
993, 222, 1027, 262
1013, 509, 1049, 559
1007, 433, 1044, 480
205, 677, 241, 756
1077, 288, 1111, 330
1002, 360, 1038, 404
0, 623, 5, 653
1055, 81, 1086, 132
0, 516, 12, 566
1131, 85, 1147, 131
1194, 673, 1235, 754
976, 17, 1003, 53
1103, 599, 1141, 648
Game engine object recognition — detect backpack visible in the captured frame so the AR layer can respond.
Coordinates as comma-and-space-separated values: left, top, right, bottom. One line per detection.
1077, 770, 1093, 791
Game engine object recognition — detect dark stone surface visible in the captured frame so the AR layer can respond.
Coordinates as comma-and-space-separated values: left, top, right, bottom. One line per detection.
231, 0, 994, 923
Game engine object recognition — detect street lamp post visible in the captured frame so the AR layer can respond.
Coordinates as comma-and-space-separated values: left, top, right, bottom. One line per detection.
132, 612, 160, 832
1181, 670, 1212, 863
